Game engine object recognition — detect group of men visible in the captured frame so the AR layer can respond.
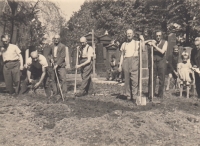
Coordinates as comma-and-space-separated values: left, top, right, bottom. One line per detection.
0, 34, 94, 100
1, 28, 200, 103
118, 28, 200, 103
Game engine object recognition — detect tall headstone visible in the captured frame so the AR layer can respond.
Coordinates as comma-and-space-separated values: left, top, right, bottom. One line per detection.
95, 42, 106, 75
166, 33, 176, 59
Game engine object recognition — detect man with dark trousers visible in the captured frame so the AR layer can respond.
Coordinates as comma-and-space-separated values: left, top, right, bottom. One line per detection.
50, 34, 67, 100
0, 34, 23, 95
148, 30, 168, 100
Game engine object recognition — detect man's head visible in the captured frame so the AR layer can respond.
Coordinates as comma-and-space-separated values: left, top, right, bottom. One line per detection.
126, 29, 134, 41
1, 34, 10, 47
195, 38, 200, 50
30, 50, 39, 62
143, 29, 148, 37
80, 37, 87, 47
54, 34, 60, 45
173, 45, 179, 55
156, 31, 163, 42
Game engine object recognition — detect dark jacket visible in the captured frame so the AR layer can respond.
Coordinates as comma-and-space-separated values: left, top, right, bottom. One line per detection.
193, 49, 200, 69
51, 43, 66, 68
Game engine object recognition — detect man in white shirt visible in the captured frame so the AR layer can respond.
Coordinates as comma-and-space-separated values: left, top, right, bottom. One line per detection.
0, 34, 23, 95
118, 29, 144, 101
147, 30, 168, 100
20, 50, 49, 96
75, 37, 94, 97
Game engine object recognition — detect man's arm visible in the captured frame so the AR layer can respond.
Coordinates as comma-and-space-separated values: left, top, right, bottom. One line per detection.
27, 68, 32, 82
19, 53, 23, 70
153, 41, 168, 54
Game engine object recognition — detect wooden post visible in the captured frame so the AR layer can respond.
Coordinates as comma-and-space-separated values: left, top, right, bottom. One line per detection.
92, 29, 96, 77
139, 40, 142, 101
151, 46, 154, 101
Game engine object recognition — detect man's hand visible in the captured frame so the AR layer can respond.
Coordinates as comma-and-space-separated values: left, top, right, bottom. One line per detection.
29, 79, 33, 83
54, 64, 58, 70
75, 64, 81, 69
139, 35, 144, 41
20, 65, 24, 70
34, 82, 41, 89
193, 65, 197, 68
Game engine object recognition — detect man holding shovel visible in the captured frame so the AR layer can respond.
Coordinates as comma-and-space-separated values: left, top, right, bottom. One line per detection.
75, 37, 94, 97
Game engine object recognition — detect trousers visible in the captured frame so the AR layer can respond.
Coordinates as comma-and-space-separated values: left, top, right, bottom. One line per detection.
122, 56, 139, 98
149, 58, 166, 98
3, 61, 20, 94
20, 66, 56, 97
80, 58, 94, 94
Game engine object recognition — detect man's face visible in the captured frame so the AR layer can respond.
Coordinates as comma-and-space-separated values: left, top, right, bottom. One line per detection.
54, 36, 60, 45
1, 37, 9, 47
126, 30, 134, 40
80, 40, 87, 47
144, 30, 148, 37
156, 32, 162, 42
173, 47, 179, 55
195, 41, 200, 50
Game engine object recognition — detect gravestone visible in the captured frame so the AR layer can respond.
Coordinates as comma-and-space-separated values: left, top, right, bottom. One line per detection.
166, 33, 176, 59
166, 33, 176, 75
95, 42, 106, 75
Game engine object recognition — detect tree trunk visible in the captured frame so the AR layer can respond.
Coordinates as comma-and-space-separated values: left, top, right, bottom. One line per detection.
185, 24, 190, 46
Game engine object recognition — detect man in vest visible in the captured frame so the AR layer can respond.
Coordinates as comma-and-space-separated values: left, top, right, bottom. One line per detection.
148, 30, 168, 100
50, 34, 67, 100
118, 29, 144, 101
20, 50, 49, 96
0, 34, 23, 95
75, 37, 94, 97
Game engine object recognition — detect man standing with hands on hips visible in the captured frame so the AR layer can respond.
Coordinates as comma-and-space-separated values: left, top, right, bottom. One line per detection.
0, 34, 23, 96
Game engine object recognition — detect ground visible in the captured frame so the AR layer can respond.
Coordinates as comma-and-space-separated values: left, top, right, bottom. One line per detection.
0, 78, 200, 146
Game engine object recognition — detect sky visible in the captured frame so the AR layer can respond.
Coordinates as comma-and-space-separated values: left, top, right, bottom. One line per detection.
51, 0, 85, 21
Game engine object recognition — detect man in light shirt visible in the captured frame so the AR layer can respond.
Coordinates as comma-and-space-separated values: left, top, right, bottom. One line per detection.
20, 50, 50, 96
118, 29, 144, 101
0, 34, 23, 95
147, 30, 168, 100
75, 37, 94, 97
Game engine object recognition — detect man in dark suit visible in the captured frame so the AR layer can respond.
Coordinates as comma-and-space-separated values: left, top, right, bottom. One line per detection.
50, 34, 67, 100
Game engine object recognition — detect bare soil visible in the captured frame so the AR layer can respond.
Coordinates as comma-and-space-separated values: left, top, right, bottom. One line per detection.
0, 80, 200, 146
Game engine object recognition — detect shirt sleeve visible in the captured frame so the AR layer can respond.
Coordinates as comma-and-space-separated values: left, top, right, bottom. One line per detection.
177, 63, 181, 69
40, 55, 48, 68
87, 46, 94, 58
15, 45, 21, 55
120, 43, 125, 51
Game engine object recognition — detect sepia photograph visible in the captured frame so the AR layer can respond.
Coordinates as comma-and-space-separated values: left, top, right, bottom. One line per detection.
0, 0, 200, 145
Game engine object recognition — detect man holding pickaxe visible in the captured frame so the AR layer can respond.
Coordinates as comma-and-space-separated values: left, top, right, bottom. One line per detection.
50, 34, 67, 101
